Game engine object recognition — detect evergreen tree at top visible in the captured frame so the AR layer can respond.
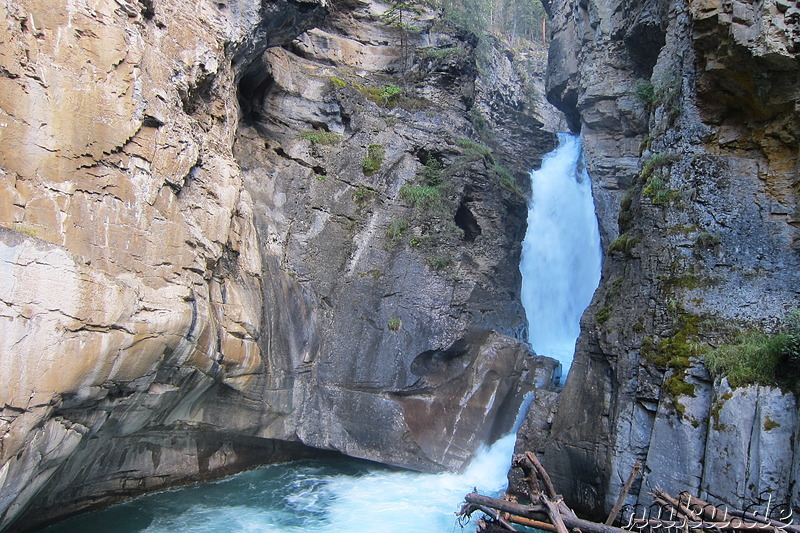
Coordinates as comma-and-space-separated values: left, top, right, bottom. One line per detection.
438, 0, 547, 46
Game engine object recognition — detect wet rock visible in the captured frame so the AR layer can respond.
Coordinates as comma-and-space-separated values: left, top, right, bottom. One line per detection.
514, 0, 800, 517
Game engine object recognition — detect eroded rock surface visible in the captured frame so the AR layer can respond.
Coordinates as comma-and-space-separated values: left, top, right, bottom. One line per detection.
518, 0, 800, 517
0, 0, 558, 530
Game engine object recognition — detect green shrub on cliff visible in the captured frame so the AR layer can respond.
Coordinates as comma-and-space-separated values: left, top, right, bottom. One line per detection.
608, 232, 640, 255
640, 153, 679, 206
362, 144, 385, 174
300, 130, 342, 145
385, 218, 409, 249
427, 254, 451, 271
595, 306, 611, 324
455, 137, 493, 161
492, 162, 524, 197
705, 333, 790, 389
399, 184, 442, 209
655, 74, 681, 120
633, 79, 656, 105
352, 82, 408, 108
643, 175, 678, 206
704, 310, 800, 392
380, 84, 402, 105
420, 157, 444, 186
422, 46, 464, 60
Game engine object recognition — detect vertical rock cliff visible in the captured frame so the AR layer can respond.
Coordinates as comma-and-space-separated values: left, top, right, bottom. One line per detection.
0, 0, 559, 530
518, 0, 800, 517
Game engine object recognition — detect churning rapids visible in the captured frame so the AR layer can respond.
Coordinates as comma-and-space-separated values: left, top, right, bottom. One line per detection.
40, 135, 601, 533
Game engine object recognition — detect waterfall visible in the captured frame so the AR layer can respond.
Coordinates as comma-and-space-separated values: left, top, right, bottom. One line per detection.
41, 136, 602, 533
521, 133, 602, 381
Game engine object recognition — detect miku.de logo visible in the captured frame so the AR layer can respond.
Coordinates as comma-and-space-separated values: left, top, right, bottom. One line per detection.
620, 492, 795, 532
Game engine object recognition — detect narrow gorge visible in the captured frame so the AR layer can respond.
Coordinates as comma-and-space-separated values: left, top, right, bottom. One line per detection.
0, 0, 798, 531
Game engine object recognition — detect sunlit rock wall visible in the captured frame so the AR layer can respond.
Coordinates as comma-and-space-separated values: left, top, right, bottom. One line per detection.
0, 0, 559, 529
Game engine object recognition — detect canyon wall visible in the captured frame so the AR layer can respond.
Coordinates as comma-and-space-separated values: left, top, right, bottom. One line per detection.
518, 0, 800, 518
0, 0, 559, 530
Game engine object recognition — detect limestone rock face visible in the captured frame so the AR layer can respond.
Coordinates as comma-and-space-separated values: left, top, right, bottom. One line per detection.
231, 0, 557, 472
518, 0, 800, 517
0, 0, 557, 530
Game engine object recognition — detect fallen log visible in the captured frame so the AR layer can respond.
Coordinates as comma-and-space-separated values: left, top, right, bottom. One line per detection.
653, 490, 798, 533
526, 451, 558, 498
605, 461, 642, 526
683, 492, 800, 533
465, 492, 634, 533
474, 503, 518, 532
543, 494, 570, 533
653, 488, 702, 521
683, 493, 728, 523
464, 492, 548, 520
512, 454, 541, 499
504, 514, 559, 532
559, 500, 579, 519
726, 509, 799, 533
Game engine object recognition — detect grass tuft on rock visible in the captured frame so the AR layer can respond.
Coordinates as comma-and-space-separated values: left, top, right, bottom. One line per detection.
455, 137, 493, 160
300, 130, 342, 145
399, 184, 442, 209
704, 310, 800, 392
362, 144, 385, 175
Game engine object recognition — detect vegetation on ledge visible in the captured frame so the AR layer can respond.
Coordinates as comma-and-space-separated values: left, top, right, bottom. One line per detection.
300, 130, 342, 145
704, 310, 800, 392
362, 144, 385, 175
608, 232, 640, 255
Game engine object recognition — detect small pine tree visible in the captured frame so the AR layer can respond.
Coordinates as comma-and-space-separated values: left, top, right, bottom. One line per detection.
382, 1, 424, 83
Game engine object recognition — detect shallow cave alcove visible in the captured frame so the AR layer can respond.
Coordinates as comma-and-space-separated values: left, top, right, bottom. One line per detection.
455, 197, 481, 242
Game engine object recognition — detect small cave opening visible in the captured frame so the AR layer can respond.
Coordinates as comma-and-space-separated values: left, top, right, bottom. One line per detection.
237, 66, 275, 127
180, 72, 216, 115
455, 197, 481, 243
624, 22, 666, 79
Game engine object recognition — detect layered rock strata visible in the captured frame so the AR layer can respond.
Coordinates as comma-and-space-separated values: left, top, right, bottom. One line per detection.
0, 0, 558, 530
518, 0, 800, 517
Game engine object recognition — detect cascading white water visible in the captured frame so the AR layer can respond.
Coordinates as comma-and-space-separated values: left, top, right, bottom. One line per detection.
41, 137, 602, 533
42, 435, 519, 533
521, 133, 602, 381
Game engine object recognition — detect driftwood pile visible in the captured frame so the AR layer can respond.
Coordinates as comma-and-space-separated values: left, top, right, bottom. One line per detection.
458, 453, 797, 533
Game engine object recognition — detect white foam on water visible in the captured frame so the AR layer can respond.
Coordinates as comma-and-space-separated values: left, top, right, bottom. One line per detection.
92, 434, 516, 533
